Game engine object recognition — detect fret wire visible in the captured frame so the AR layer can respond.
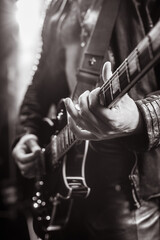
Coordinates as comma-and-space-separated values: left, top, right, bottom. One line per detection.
100, 43, 142, 94
53, 135, 57, 155
58, 133, 61, 153
135, 47, 141, 72
68, 127, 73, 143
71, 130, 74, 142
65, 126, 69, 146
99, 34, 156, 101
61, 130, 65, 150
63, 127, 68, 149
68, 127, 71, 143
67, 126, 70, 144
125, 58, 130, 83
67, 125, 76, 144
57, 134, 61, 155
100, 64, 126, 94
109, 81, 113, 100
110, 69, 121, 95
100, 60, 130, 94
73, 133, 76, 141
101, 32, 153, 93
100, 48, 137, 93
48, 124, 78, 163
102, 86, 105, 102
147, 35, 154, 60
64, 128, 67, 148
69, 126, 73, 144
54, 136, 58, 158
100, 32, 155, 94
60, 132, 63, 152
67, 126, 71, 145
117, 68, 121, 92
72, 131, 76, 141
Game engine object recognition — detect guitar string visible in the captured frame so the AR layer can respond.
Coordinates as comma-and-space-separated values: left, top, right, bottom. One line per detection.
100, 52, 136, 94
100, 45, 144, 94
101, 20, 160, 93
45, 124, 76, 157
100, 35, 155, 94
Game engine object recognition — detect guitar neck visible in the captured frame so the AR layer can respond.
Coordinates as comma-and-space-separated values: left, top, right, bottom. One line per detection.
99, 20, 160, 108
48, 123, 77, 164
48, 20, 160, 165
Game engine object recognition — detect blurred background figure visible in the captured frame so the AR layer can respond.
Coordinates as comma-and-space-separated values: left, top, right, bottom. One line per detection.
0, 0, 50, 239
0, 0, 19, 183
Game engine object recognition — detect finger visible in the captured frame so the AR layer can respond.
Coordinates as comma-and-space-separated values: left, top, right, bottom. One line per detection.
14, 148, 38, 164
102, 61, 112, 82
87, 87, 118, 122
65, 97, 79, 118
17, 159, 35, 172
78, 90, 108, 132
64, 98, 86, 129
77, 90, 105, 135
68, 116, 98, 140
18, 134, 41, 154
87, 88, 101, 111
87, 88, 111, 120
25, 139, 41, 155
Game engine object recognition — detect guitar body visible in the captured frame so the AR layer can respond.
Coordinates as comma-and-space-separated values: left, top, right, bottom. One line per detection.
32, 19, 160, 239
32, 100, 90, 239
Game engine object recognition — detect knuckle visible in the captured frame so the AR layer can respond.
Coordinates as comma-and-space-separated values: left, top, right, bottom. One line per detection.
79, 109, 86, 118
88, 101, 94, 112
82, 90, 90, 97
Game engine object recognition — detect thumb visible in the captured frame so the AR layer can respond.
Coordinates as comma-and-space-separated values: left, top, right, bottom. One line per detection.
102, 61, 112, 82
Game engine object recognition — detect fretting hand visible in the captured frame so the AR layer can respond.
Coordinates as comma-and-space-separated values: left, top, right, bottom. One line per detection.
64, 62, 141, 141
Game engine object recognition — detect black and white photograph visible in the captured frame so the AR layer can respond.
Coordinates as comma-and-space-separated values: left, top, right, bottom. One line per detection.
0, 0, 160, 239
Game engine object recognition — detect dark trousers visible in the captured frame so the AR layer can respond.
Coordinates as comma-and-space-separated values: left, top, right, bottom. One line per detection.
52, 186, 160, 240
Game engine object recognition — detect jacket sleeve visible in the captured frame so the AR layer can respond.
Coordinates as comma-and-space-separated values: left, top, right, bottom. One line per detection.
136, 91, 160, 150
120, 91, 160, 152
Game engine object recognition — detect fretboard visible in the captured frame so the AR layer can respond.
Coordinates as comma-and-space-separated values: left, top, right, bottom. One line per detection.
99, 20, 160, 108
48, 123, 77, 164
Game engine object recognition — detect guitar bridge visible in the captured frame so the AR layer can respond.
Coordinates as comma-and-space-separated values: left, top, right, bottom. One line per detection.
66, 177, 90, 198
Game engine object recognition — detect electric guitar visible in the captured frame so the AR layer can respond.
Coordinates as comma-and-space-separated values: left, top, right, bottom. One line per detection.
32, 20, 160, 239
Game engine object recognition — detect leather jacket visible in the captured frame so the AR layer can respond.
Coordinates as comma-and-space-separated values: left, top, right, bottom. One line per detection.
15, 0, 160, 206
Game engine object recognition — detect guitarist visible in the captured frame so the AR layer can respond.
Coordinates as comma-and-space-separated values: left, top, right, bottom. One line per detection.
13, 0, 160, 239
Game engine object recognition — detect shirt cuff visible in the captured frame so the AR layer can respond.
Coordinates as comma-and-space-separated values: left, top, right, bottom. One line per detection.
136, 97, 160, 150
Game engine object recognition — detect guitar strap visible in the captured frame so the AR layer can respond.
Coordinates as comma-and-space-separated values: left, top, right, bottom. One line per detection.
74, 0, 121, 99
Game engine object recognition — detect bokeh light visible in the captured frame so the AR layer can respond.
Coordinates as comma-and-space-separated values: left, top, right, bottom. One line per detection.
15, 0, 42, 48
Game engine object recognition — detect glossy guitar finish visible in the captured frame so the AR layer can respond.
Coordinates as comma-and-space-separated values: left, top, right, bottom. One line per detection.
32, 100, 90, 239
